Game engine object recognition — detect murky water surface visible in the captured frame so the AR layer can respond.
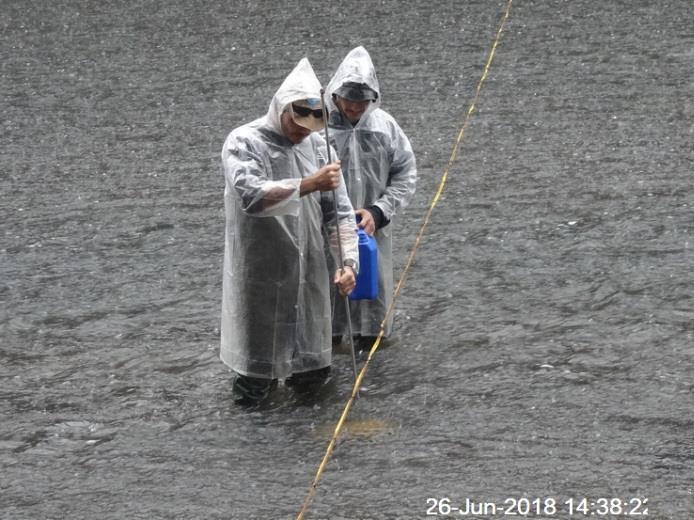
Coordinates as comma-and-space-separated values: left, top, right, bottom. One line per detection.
2, 1, 692, 519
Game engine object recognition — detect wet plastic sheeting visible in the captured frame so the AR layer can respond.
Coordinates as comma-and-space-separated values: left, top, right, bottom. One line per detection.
2, 1, 693, 519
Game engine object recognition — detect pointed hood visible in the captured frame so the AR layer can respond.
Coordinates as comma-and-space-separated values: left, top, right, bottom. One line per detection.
266, 57, 324, 134
326, 46, 382, 116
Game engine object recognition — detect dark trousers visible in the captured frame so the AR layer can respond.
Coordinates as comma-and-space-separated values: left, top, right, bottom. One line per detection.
232, 366, 331, 404
232, 374, 277, 405
285, 366, 331, 393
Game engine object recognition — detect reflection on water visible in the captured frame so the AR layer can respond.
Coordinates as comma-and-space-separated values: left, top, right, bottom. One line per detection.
2, 0, 693, 518
313, 419, 395, 441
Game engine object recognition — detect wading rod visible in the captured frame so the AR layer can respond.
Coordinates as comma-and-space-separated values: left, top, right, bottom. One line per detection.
320, 88, 359, 398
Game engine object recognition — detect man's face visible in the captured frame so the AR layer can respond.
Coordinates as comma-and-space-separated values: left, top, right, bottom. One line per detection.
280, 110, 312, 144
335, 97, 371, 124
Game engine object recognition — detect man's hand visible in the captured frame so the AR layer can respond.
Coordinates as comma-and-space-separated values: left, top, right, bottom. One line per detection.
300, 161, 342, 195
334, 266, 356, 296
355, 208, 376, 235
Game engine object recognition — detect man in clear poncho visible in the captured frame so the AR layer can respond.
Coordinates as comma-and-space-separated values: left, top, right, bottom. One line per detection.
221, 57, 359, 404
326, 46, 417, 350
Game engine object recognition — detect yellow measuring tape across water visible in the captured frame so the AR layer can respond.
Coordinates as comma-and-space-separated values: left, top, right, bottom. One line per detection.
296, 1, 513, 518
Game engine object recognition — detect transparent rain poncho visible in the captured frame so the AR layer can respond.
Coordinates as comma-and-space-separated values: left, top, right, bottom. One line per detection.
220, 58, 358, 379
326, 46, 417, 337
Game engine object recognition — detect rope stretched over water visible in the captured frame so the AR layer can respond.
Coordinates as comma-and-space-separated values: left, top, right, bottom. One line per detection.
296, 1, 513, 518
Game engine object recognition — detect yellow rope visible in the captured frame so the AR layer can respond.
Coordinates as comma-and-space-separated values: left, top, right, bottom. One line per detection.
296, 2, 513, 518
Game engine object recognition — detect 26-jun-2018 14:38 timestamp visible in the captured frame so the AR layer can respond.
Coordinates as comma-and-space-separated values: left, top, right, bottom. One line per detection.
425, 496, 650, 516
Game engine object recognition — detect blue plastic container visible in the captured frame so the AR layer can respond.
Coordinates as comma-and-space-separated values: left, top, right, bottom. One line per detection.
350, 229, 378, 300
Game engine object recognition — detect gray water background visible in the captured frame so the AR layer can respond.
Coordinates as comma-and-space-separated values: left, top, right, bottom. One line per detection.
2, 0, 693, 518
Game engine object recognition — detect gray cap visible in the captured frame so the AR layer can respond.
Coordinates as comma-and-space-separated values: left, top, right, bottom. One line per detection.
334, 81, 378, 102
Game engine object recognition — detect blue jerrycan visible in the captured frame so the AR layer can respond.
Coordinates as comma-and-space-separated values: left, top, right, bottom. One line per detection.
350, 228, 378, 300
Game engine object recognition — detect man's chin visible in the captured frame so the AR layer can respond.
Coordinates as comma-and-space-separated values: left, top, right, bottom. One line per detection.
290, 131, 311, 144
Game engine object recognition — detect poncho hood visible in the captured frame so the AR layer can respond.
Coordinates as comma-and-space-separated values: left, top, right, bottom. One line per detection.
326, 46, 382, 115
266, 57, 323, 135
